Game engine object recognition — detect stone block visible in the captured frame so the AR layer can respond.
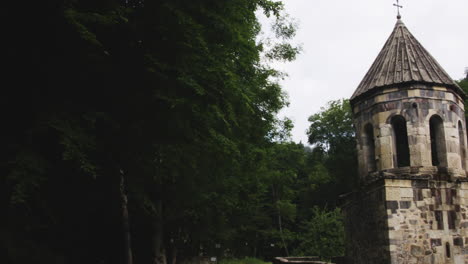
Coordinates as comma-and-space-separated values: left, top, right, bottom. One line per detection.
353, 105, 359, 114
385, 179, 412, 187
386, 188, 401, 200
401, 188, 414, 198
384, 88, 399, 93
432, 86, 447, 91
445, 92, 455, 101
461, 182, 468, 190
415, 126, 428, 135
416, 201, 426, 207
446, 128, 458, 139
415, 135, 429, 144
448, 155, 461, 168
375, 94, 386, 103
381, 154, 394, 169
410, 244, 424, 256
408, 90, 420, 97
459, 190, 467, 198
453, 255, 464, 264
379, 135, 393, 147
420, 154, 432, 166
379, 126, 392, 137
376, 112, 391, 124
447, 141, 460, 153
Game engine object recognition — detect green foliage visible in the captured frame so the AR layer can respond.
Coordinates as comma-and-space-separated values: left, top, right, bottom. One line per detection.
6, 151, 47, 205
3, 1, 348, 263
458, 78, 468, 119
306, 99, 358, 202
266, 43, 301, 62
2, 0, 311, 263
220, 257, 271, 264
307, 163, 332, 191
460, 79, 468, 91
307, 99, 354, 152
293, 207, 345, 260
260, 12, 302, 64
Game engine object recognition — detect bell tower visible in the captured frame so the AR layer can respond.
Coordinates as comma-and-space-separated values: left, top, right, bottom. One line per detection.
343, 18, 468, 264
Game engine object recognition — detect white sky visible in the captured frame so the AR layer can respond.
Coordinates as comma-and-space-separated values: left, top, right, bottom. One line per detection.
259, 0, 468, 144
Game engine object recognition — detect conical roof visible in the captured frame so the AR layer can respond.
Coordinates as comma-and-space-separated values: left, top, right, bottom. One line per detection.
351, 19, 462, 102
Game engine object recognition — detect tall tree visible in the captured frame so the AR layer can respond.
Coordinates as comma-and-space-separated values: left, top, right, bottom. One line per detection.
3, 0, 300, 263
306, 99, 357, 204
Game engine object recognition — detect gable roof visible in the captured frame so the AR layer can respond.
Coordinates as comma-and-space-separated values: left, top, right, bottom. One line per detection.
351, 19, 462, 102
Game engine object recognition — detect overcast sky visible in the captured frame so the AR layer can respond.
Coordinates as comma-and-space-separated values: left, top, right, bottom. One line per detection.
259, 0, 468, 144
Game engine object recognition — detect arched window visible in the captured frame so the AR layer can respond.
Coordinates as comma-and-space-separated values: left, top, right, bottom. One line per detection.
364, 124, 376, 172
391, 116, 410, 167
458, 121, 466, 170
429, 115, 447, 167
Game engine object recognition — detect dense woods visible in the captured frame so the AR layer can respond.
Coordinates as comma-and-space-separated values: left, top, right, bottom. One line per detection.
2, 0, 361, 263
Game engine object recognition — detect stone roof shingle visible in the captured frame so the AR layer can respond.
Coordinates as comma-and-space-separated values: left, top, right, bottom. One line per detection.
351, 19, 462, 102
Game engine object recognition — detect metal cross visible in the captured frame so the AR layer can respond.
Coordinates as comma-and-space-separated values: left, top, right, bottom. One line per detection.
393, 0, 403, 19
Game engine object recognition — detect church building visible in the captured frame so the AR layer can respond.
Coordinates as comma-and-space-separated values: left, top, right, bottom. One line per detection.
344, 16, 468, 264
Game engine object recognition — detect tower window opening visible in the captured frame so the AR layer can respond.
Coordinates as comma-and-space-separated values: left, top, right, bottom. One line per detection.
446, 242, 451, 258
458, 121, 466, 170
391, 116, 410, 167
429, 115, 447, 167
364, 123, 376, 172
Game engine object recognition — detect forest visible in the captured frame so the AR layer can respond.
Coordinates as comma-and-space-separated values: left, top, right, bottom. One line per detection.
2, 0, 468, 263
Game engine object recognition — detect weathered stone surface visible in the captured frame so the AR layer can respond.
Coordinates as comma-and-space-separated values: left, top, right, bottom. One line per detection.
410, 245, 423, 256
401, 188, 414, 198
344, 17, 468, 264
350, 19, 462, 104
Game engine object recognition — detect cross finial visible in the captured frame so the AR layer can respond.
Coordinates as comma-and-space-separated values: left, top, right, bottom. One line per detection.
393, 0, 403, 19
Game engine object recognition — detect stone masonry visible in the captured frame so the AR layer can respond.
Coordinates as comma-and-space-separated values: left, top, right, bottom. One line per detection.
343, 18, 468, 264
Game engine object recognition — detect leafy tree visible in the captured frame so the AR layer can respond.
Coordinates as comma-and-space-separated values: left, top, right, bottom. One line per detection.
306, 99, 357, 204
293, 207, 344, 260
3, 0, 301, 263
307, 99, 354, 153
458, 77, 468, 119
262, 142, 303, 257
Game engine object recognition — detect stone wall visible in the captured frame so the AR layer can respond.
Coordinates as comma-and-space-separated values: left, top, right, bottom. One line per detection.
384, 179, 468, 264
343, 179, 468, 264
352, 84, 467, 183
347, 84, 468, 263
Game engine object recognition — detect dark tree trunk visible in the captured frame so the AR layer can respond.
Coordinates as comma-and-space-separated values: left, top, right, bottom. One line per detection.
253, 232, 258, 258
272, 185, 289, 257
171, 245, 177, 264
0, 175, 9, 262
120, 172, 134, 264
277, 213, 289, 257
153, 200, 167, 264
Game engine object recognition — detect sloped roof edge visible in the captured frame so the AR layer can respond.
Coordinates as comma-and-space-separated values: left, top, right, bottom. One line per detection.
351, 19, 463, 102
